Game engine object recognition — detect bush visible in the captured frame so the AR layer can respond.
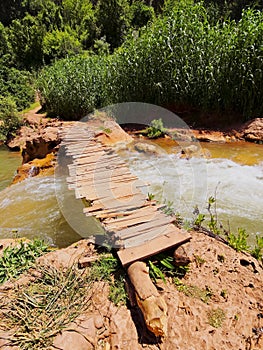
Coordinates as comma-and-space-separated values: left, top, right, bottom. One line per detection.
43, 28, 83, 62
37, 3, 263, 120
0, 96, 21, 141
0, 65, 35, 110
37, 55, 109, 119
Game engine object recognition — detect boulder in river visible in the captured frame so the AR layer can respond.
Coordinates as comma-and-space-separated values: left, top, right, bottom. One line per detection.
239, 118, 263, 143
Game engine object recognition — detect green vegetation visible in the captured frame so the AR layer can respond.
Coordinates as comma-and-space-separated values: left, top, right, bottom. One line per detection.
37, 2, 263, 121
193, 196, 263, 260
0, 0, 261, 127
0, 239, 50, 284
251, 236, 263, 261
147, 253, 189, 282
89, 254, 127, 305
145, 118, 167, 139
227, 228, 250, 252
207, 308, 226, 328
0, 96, 21, 141
0, 264, 92, 350
174, 278, 214, 303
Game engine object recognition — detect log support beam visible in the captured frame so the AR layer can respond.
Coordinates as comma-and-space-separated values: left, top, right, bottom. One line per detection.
127, 261, 168, 338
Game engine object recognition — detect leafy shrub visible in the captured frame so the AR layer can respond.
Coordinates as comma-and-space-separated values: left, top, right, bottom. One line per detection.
43, 28, 82, 62
227, 228, 250, 252
7, 14, 45, 70
130, 1, 155, 28
146, 118, 167, 138
0, 65, 35, 110
250, 235, 263, 261
0, 96, 21, 141
0, 239, 49, 284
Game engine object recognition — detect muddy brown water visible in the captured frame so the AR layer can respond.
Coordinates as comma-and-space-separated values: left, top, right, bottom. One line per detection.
0, 142, 262, 247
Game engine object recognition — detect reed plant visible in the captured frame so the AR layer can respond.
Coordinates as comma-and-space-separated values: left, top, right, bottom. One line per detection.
37, 2, 263, 121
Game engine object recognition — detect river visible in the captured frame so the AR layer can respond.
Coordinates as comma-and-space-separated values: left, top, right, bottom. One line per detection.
0, 141, 262, 247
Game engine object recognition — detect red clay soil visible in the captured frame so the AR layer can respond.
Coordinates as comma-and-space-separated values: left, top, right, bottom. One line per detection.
0, 233, 262, 350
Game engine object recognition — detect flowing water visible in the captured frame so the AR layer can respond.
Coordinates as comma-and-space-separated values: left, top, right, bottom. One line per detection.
0, 142, 262, 247
0, 145, 21, 191
120, 140, 263, 246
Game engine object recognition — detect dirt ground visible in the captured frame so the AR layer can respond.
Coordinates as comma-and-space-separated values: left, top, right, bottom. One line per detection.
0, 232, 262, 350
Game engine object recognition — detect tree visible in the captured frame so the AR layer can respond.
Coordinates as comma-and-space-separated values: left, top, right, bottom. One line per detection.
0, 0, 25, 26
43, 27, 82, 62
96, 0, 131, 50
130, 1, 155, 28
8, 14, 46, 70
61, 0, 98, 48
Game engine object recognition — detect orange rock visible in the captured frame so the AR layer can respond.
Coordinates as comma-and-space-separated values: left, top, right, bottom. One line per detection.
12, 153, 55, 184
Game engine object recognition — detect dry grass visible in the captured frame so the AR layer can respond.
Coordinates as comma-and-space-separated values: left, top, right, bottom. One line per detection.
0, 264, 93, 349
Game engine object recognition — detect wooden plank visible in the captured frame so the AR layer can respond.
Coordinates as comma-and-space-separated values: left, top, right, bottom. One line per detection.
70, 163, 130, 176
95, 204, 165, 220
103, 207, 158, 230
120, 223, 178, 248
117, 229, 191, 266
75, 166, 131, 178
75, 154, 123, 166
74, 184, 142, 202
113, 215, 175, 239
103, 205, 157, 225
83, 196, 147, 213
72, 175, 139, 192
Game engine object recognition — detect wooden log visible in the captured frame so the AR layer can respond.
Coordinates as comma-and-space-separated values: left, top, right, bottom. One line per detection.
117, 230, 191, 266
127, 261, 168, 337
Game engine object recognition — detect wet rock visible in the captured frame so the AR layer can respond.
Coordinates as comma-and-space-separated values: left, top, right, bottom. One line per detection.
239, 118, 263, 142
134, 141, 162, 155
191, 129, 228, 142
12, 153, 55, 184
181, 144, 199, 155
95, 119, 133, 146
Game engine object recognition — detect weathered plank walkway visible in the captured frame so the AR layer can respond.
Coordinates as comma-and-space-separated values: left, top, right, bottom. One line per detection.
60, 118, 191, 265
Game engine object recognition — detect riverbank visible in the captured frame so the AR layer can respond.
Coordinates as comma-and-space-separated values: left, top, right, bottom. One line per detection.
1, 107, 263, 349
0, 230, 262, 349
5, 106, 263, 184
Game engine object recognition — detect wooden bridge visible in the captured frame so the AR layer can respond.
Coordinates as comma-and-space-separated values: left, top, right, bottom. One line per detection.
60, 117, 191, 266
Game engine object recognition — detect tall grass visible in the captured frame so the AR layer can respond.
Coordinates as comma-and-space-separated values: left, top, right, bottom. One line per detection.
37, 2, 263, 120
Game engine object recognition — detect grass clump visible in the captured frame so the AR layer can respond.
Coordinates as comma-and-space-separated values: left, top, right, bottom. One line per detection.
207, 308, 226, 328
147, 252, 189, 283
0, 239, 50, 284
174, 278, 213, 304
0, 264, 92, 350
89, 253, 127, 306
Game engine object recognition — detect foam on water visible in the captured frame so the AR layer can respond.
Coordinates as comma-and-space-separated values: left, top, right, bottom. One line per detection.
125, 151, 263, 241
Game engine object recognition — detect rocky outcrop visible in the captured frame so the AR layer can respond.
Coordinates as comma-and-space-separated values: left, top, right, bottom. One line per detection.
6, 105, 63, 163
7, 122, 62, 163
134, 141, 164, 155
239, 118, 263, 142
12, 153, 56, 184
